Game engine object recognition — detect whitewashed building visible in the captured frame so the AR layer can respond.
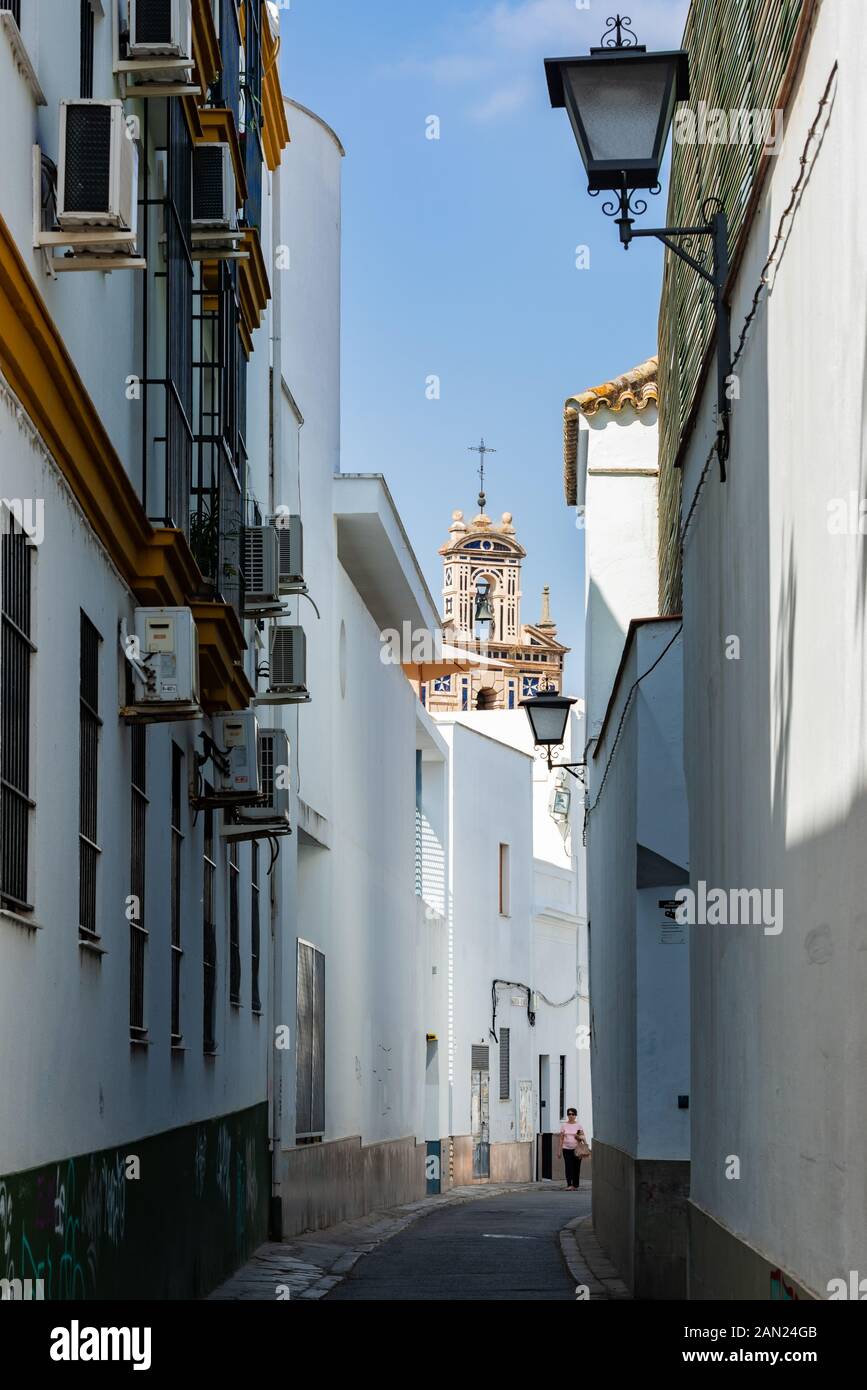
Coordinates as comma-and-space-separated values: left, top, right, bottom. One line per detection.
564, 361, 690, 1297
0, 0, 291, 1297
658, 0, 867, 1300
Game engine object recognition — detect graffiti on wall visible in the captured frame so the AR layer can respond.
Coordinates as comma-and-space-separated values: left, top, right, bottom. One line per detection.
0, 1103, 268, 1300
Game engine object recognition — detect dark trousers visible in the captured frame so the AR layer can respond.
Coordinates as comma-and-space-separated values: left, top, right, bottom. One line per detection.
563, 1148, 582, 1187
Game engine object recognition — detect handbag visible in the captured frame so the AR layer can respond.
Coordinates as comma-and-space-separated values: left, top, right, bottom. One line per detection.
574, 1133, 591, 1160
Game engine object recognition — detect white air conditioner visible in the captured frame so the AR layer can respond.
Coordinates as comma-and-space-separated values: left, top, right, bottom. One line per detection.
249, 728, 291, 824
192, 143, 238, 233
211, 710, 261, 798
242, 526, 281, 615
57, 101, 138, 250
274, 514, 305, 593
133, 607, 199, 705
129, 0, 193, 60
269, 625, 307, 694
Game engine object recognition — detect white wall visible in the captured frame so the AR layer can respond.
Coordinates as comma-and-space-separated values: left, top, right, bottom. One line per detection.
437, 720, 536, 1145
678, 0, 867, 1291
586, 621, 688, 1160
580, 407, 661, 742
0, 385, 269, 1173
450, 708, 590, 1135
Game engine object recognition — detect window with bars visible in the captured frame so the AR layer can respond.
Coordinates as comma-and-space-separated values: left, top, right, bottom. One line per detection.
170, 742, 184, 1043
0, 523, 34, 912
80, 0, 94, 98
559, 1055, 566, 1120
3, 2, 21, 29
79, 613, 102, 940
228, 838, 240, 1006
190, 260, 244, 621
203, 793, 217, 1053
140, 98, 193, 532
251, 840, 261, 1013
499, 1027, 510, 1100
240, 0, 263, 231
296, 940, 325, 1137
129, 725, 148, 1037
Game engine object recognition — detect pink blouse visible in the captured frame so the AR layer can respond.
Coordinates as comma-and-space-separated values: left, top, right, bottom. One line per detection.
560, 1121, 584, 1149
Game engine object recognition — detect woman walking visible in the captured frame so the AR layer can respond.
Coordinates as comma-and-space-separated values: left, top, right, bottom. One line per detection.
558, 1108, 588, 1190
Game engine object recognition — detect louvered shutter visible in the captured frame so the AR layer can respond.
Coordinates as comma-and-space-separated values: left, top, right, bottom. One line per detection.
499, 1028, 510, 1100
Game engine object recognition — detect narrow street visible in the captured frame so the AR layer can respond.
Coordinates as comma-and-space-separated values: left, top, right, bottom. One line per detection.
325, 1189, 588, 1302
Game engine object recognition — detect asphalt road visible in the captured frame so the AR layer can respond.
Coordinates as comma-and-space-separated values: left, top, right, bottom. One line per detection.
325, 1186, 590, 1301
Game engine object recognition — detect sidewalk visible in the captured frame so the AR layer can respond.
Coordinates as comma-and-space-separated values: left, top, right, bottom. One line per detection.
208, 1182, 539, 1301
559, 1210, 631, 1300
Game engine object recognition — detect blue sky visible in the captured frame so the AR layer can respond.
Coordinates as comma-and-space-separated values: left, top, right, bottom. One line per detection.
277, 0, 691, 693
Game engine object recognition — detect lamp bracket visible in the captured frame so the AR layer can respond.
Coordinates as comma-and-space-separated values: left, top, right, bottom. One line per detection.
609, 190, 731, 480
544, 756, 587, 784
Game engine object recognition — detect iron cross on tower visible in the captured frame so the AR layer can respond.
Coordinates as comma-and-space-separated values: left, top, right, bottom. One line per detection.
468, 438, 497, 512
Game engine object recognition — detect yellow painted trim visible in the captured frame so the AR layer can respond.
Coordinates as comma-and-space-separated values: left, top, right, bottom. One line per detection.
261, 1, 291, 171
0, 213, 251, 712
237, 227, 270, 347
192, 0, 222, 95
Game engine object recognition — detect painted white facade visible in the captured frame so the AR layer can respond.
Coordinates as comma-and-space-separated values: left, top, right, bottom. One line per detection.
673, 0, 867, 1297
575, 390, 690, 1296
449, 709, 590, 1143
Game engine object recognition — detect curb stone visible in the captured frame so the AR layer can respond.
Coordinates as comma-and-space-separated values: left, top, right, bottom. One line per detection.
559, 1213, 631, 1300
208, 1181, 544, 1301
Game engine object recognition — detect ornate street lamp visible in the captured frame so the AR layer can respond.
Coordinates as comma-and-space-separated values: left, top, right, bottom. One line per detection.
545, 14, 732, 479
520, 687, 585, 781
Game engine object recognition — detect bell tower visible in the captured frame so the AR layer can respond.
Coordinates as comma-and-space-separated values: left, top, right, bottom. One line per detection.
426, 506, 568, 715
440, 509, 524, 643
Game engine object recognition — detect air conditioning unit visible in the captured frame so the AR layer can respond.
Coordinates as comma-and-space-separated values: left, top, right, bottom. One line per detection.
249, 728, 291, 825
274, 514, 305, 593
192, 143, 238, 233
129, 0, 193, 60
211, 710, 261, 799
220, 728, 292, 839
57, 101, 138, 251
268, 625, 308, 697
242, 526, 281, 616
133, 607, 199, 706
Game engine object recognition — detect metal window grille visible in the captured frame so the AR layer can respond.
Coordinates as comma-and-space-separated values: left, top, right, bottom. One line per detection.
241, 0, 263, 230
3, 3, 21, 29
228, 838, 240, 1005
129, 725, 148, 1035
251, 840, 261, 1013
191, 260, 244, 622
203, 795, 217, 1053
214, 0, 241, 120
559, 1055, 566, 1120
80, 0, 94, 98
499, 1028, 510, 1100
471, 1044, 489, 1072
296, 940, 325, 1136
79, 613, 102, 939
139, 99, 193, 534
170, 742, 184, 1041
0, 523, 34, 911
